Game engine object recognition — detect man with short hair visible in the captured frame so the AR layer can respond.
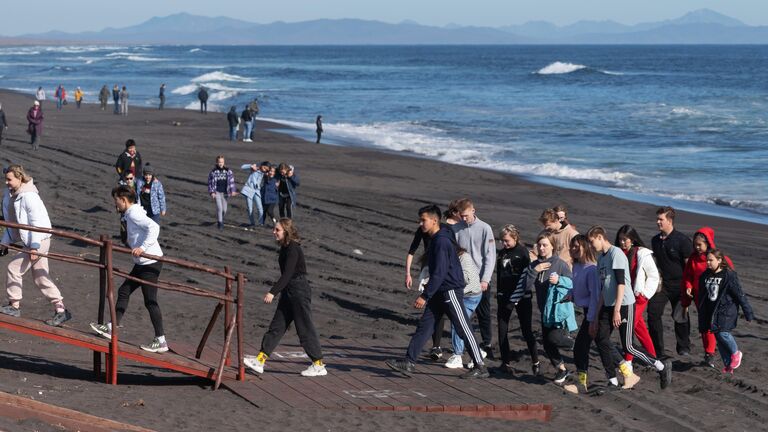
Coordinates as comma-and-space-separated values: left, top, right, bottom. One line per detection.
114, 139, 143, 181
649, 206, 693, 357
451, 198, 496, 356
539, 208, 579, 268
386, 205, 488, 379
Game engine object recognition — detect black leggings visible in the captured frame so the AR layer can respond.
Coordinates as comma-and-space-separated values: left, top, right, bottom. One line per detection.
278, 195, 293, 218
497, 295, 538, 364
115, 262, 164, 337
264, 203, 277, 224
260, 280, 323, 361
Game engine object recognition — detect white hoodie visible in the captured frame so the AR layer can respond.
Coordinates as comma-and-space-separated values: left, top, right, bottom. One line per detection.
1, 180, 52, 249
123, 203, 163, 265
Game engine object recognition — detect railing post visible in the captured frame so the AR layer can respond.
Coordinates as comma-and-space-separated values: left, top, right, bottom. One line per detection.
224, 266, 232, 367
93, 235, 107, 378
105, 239, 119, 385
236, 273, 245, 381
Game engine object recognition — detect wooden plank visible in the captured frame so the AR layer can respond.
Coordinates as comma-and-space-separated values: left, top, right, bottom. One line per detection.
0, 314, 109, 353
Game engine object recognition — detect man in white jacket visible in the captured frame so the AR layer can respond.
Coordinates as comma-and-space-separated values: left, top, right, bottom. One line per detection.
90, 185, 168, 353
0, 165, 71, 326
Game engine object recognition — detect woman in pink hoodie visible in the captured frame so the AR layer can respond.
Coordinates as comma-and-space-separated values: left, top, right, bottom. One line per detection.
682, 227, 733, 368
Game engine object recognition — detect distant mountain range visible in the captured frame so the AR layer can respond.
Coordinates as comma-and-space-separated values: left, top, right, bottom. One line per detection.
8, 9, 768, 45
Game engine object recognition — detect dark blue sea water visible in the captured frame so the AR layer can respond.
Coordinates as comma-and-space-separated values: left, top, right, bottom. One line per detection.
1, 45, 766, 223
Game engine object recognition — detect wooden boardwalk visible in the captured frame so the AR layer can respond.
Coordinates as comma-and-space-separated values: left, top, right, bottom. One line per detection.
219, 338, 551, 422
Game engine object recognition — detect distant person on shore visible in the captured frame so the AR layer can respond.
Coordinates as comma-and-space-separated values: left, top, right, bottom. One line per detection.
248, 98, 259, 140
495, 224, 535, 375
227, 106, 238, 141
90, 185, 169, 354
244, 218, 327, 377
241, 162, 269, 227
208, 156, 237, 230
74, 87, 83, 109
615, 225, 659, 368
198, 87, 208, 114
241, 105, 254, 143
538, 208, 578, 268
158, 84, 166, 110
452, 198, 496, 357
699, 248, 753, 374
0, 165, 72, 327
0, 102, 7, 146
649, 206, 693, 358
386, 204, 488, 379
588, 226, 672, 390
682, 227, 733, 368
35, 87, 46, 107
276, 163, 299, 219
26, 101, 43, 151
261, 165, 279, 227
114, 139, 143, 181
55, 84, 66, 110
136, 164, 166, 224
120, 86, 129, 116
112, 85, 120, 114
315, 115, 323, 143
99, 85, 109, 110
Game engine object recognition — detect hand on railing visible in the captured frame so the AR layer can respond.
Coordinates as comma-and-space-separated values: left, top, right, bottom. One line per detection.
131, 247, 145, 258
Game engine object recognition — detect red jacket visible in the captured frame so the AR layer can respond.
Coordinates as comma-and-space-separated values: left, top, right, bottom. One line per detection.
681, 226, 733, 307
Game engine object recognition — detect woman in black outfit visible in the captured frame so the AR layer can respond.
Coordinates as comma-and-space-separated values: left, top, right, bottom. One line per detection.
244, 218, 326, 377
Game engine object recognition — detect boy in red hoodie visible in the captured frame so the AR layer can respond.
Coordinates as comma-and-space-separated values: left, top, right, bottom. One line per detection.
682, 227, 734, 368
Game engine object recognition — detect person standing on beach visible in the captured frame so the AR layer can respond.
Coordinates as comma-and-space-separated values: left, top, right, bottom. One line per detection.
261, 165, 279, 227
227, 106, 238, 141
54, 85, 66, 111
26, 101, 43, 151
241, 162, 268, 227
588, 226, 672, 390
35, 87, 46, 108
0, 165, 72, 327
158, 84, 166, 110
451, 198, 496, 357
241, 105, 254, 143
649, 206, 693, 357
276, 163, 299, 219
248, 98, 259, 140
538, 208, 579, 268
114, 139, 143, 181
90, 185, 169, 353
135, 164, 166, 224
243, 218, 327, 377
208, 156, 237, 230
315, 115, 323, 143
74, 87, 83, 109
112, 85, 120, 115
386, 204, 489, 379
198, 87, 208, 114
0, 103, 7, 146
99, 85, 109, 111
120, 86, 129, 116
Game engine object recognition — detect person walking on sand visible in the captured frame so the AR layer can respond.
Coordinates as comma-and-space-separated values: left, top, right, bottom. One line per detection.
158, 84, 166, 110
114, 139, 143, 181
74, 87, 83, 109
588, 226, 672, 391
241, 105, 254, 142
0, 102, 7, 146
261, 165, 279, 227
208, 156, 237, 230
649, 206, 693, 358
683, 227, 733, 368
90, 185, 169, 353
99, 85, 109, 111
443, 247, 485, 370
451, 198, 496, 357
0, 165, 72, 327
244, 218, 327, 377
386, 204, 488, 379
538, 208, 579, 268
55, 84, 66, 110
315, 115, 323, 144
276, 163, 299, 219
135, 164, 166, 225
198, 87, 208, 114
112, 85, 120, 114
120, 86, 129, 116
241, 161, 268, 227
35, 87, 46, 108
26, 101, 43, 151
227, 106, 238, 141
699, 249, 754, 374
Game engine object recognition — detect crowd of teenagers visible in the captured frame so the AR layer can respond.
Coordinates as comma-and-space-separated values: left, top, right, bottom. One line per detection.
387, 200, 754, 393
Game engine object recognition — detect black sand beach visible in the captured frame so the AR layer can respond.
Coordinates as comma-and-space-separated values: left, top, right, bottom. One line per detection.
0, 89, 766, 431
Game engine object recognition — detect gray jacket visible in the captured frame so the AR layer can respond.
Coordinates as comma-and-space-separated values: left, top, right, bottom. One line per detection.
452, 216, 496, 283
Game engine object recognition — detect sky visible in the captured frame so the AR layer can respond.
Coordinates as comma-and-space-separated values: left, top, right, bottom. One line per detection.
3, 0, 767, 36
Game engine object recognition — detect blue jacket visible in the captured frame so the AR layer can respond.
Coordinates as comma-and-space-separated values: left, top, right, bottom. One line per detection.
135, 178, 166, 216
276, 171, 300, 206
261, 177, 278, 205
422, 226, 465, 300
243, 170, 264, 199
542, 275, 577, 331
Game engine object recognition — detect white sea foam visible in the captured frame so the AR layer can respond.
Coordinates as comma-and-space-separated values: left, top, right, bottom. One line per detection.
191, 71, 254, 83
0, 50, 40, 56
536, 62, 587, 75
189, 48, 203, 53
104, 52, 165, 62
171, 84, 200, 95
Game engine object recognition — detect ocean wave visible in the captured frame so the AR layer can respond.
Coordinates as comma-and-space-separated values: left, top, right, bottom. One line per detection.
104, 52, 166, 62
0, 50, 40, 56
535, 61, 623, 76
44, 46, 126, 54
660, 192, 768, 215
191, 71, 254, 83
189, 48, 203, 53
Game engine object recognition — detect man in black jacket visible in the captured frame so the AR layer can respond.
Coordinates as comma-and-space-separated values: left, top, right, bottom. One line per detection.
115, 139, 143, 180
198, 87, 209, 114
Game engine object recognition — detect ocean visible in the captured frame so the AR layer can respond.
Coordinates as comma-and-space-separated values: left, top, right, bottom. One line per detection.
1, 44, 766, 224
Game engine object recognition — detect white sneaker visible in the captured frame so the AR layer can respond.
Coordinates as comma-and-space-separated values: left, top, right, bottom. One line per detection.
243, 138, 253, 142
244, 356, 265, 374
301, 363, 327, 377
445, 354, 464, 369
467, 349, 487, 369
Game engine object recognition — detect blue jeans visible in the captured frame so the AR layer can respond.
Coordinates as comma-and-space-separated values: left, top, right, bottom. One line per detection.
245, 194, 264, 226
229, 126, 238, 141
57, 98, 63, 110
243, 120, 254, 140
451, 293, 482, 355
715, 331, 738, 367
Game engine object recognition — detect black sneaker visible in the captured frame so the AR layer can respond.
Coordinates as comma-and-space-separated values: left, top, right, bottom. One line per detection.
595, 383, 622, 396
460, 365, 489, 379
428, 346, 443, 361
531, 361, 541, 376
385, 358, 415, 375
496, 363, 515, 375
554, 368, 571, 384
482, 344, 495, 360
660, 358, 673, 389
702, 353, 716, 369
45, 309, 72, 327
0, 304, 20, 317
677, 349, 691, 357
